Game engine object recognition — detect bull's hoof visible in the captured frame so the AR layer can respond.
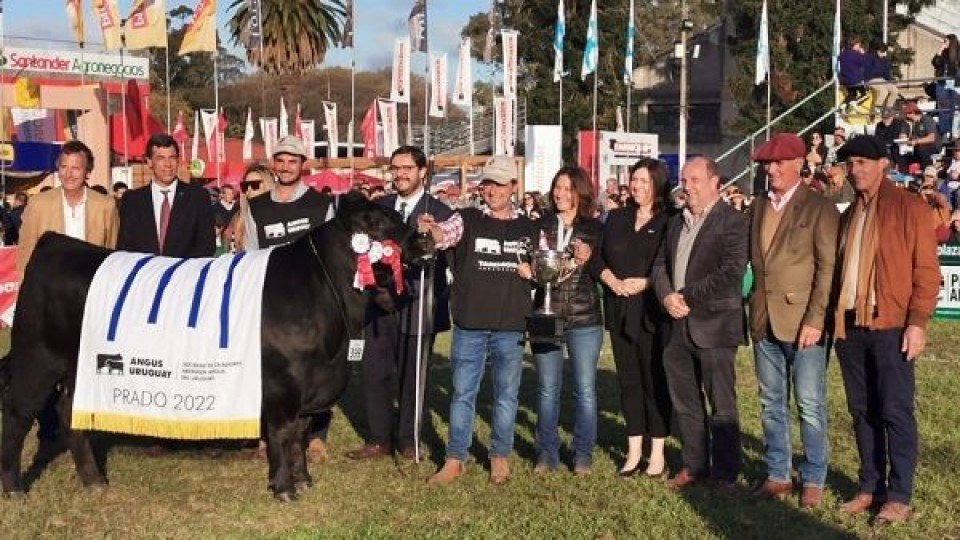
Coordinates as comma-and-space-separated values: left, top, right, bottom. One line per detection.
3, 490, 26, 500
294, 479, 313, 492
273, 490, 298, 503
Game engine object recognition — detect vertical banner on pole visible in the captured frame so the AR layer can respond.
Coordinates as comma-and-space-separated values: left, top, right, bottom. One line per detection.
494, 97, 515, 156
191, 110, 201, 161
391, 38, 412, 104
243, 107, 254, 160
200, 109, 217, 162
322, 101, 339, 157
429, 53, 448, 118
260, 117, 278, 158
378, 100, 399, 156
299, 120, 316, 159
453, 38, 472, 106
524, 125, 563, 195
502, 30, 519, 100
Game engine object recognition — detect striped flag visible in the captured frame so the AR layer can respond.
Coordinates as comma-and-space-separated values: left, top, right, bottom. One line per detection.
755, 0, 769, 85
553, 0, 565, 83
624, 0, 634, 85
581, 0, 598, 81
179, 0, 217, 56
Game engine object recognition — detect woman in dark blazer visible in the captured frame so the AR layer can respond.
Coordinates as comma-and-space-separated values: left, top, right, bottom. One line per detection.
592, 158, 672, 478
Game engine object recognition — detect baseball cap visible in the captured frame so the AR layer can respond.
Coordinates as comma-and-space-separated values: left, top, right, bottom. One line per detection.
273, 135, 308, 159
480, 156, 516, 185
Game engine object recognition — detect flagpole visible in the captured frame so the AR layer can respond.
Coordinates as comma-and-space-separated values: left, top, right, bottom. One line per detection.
592, 71, 598, 177
165, 47, 172, 131
214, 50, 221, 188
626, 85, 631, 132
349, 46, 356, 173
423, 0, 430, 155
121, 20, 129, 167
559, 77, 563, 128
1, 0, 6, 194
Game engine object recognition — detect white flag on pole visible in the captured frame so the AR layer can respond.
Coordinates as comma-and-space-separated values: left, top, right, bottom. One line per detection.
378, 100, 399, 156
299, 120, 316, 159
391, 38, 412, 104
429, 52, 448, 118
502, 30, 519, 99
279, 97, 289, 138
453, 37, 472, 106
322, 101, 339, 158
755, 0, 770, 85
200, 109, 217, 162
553, 0, 565, 83
494, 97, 515, 156
243, 107, 254, 161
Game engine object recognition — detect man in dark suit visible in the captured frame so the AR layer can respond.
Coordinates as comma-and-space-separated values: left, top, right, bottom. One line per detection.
651, 156, 749, 489
345, 145, 454, 461
117, 133, 215, 258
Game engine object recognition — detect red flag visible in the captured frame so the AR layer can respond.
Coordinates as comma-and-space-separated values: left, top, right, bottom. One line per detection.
360, 100, 378, 158
172, 110, 188, 143
125, 79, 145, 139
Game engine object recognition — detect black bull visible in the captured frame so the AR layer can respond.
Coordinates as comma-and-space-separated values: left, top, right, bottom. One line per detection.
0, 194, 431, 501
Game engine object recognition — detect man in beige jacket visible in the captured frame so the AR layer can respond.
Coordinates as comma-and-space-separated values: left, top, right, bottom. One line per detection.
15, 139, 119, 461
748, 134, 839, 509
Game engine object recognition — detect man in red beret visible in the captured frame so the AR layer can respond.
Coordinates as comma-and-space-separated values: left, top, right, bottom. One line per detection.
748, 133, 840, 508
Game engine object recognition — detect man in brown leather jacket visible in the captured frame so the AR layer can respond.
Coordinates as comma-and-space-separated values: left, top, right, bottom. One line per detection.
832, 135, 940, 526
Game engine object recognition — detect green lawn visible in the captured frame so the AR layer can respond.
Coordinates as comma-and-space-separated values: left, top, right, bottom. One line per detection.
0, 323, 959, 539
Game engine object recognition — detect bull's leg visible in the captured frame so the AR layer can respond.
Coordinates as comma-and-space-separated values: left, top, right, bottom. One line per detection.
0, 406, 35, 496
265, 419, 300, 502
288, 416, 313, 491
57, 391, 106, 490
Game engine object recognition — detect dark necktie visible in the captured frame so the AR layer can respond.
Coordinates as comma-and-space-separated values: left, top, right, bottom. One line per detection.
158, 190, 171, 252
399, 201, 408, 222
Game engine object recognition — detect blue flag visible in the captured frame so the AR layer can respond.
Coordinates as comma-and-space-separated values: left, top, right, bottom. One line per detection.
624, 0, 635, 85
581, 0, 598, 81
553, 0, 565, 82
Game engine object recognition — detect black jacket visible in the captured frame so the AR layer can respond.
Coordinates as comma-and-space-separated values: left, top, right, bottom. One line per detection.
533, 212, 603, 329
117, 180, 216, 257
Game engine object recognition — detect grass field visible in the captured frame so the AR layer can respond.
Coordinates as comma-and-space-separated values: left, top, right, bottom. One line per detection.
0, 323, 959, 540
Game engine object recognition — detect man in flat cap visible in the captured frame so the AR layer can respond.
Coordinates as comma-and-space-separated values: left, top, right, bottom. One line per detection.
832, 134, 940, 525
747, 134, 839, 508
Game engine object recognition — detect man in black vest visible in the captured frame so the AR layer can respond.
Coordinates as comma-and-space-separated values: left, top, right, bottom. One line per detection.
345, 145, 454, 461
246, 135, 334, 460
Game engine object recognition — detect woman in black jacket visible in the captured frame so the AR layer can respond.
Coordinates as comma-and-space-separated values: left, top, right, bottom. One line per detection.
592, 158, 672, 478
518, 166, 603, 475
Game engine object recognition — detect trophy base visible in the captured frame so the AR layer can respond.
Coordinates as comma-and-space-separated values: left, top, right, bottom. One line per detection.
526, 313, 565, 344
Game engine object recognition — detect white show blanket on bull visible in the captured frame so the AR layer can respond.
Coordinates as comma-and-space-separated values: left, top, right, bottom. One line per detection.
72, 248, 274, 439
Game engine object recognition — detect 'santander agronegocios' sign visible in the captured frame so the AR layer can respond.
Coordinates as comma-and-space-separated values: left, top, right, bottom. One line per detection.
0, 47, 149, 81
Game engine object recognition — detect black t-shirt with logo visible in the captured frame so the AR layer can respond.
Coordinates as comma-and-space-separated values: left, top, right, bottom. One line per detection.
248, 189, 331, 248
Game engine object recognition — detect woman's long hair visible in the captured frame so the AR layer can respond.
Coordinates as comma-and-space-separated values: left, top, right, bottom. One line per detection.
549, 166, 596, 220
625, 158, 669, 214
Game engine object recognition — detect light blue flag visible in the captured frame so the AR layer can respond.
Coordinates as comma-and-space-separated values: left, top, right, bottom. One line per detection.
553, 0, 565, 82
581, 0, 598, 81
831, 3, 841, 79
624, 0, 635, 85
755, 0, 769, 85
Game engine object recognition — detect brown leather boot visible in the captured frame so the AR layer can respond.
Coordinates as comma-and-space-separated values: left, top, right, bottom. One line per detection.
427, 459, 465, 485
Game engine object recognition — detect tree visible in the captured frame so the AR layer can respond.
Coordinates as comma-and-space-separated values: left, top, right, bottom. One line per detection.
226, 0, 347, 77
726, 0, 934, 135
461, 0, 719, 160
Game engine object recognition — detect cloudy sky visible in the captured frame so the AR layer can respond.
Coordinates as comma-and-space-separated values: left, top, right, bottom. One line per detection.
3, 0, 490, 72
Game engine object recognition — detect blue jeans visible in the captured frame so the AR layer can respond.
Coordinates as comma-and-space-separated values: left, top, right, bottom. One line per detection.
532, 324, 603, 468
445, 326, 524, 462
754, 338, 828, 487
936, 83, 958, 136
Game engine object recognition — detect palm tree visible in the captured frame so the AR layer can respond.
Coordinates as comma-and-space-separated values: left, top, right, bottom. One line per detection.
228, 0, 347, 76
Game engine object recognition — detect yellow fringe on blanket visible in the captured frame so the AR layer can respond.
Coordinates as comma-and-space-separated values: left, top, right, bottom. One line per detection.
71, 411, 260, 440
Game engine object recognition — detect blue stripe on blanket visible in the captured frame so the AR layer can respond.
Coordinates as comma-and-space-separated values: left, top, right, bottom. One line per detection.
188, 260, 216, 329
107, 255, 155, 342
147, 259, 189, 324
219, 252, 247, 349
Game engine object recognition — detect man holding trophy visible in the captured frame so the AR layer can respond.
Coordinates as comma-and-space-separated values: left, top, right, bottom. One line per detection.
418, 157, 538, 486
516, 166, 604, 476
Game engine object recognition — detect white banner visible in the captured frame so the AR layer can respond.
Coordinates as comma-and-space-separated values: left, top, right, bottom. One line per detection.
524, 125, 563, 195
0, 46, 149, 80
391, 38, 411, 104
597, 130, 659, 168
243, 108, 254, 161
502, 30, 519, 100
453, 37, 472, 106
322, 101, 339, 158
299, 120, 316, 160
191, 111, 200, 161
200, 109, 217, 162
378, 100, 399, 156
10, 108, 57, 142
429, 53, 448, 118
494, 97, 515, 156
279, 97, 289, 138
260, 117, 278, 159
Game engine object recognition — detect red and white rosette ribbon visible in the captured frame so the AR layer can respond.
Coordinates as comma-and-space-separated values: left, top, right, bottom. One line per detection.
351, 234, 404, 293
380, 240, 404, 294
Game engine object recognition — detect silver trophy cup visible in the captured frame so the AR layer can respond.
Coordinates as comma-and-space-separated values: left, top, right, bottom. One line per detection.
532, 249, 566, 316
